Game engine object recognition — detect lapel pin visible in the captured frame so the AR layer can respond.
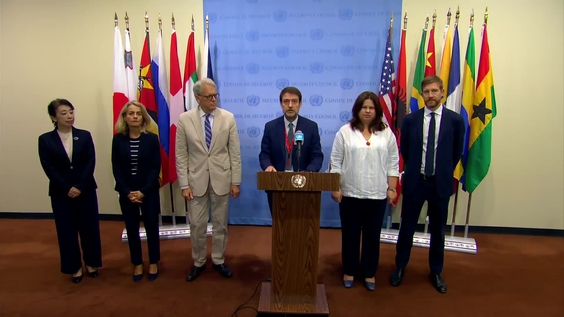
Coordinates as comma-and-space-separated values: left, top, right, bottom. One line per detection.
73, 137, 79, 140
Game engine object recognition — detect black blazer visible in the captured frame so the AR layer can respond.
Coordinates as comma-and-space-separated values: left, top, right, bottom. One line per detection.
258, 115, 324, 172
38, 127, 97, 197
111, 132, 161, 196
400, 107, 465, 198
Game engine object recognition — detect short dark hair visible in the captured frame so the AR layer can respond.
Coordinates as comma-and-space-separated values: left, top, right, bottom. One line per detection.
421, 75, 444, 90
279, 86, 302, 103
47, 98, 75, 127
349, 91, 386, 132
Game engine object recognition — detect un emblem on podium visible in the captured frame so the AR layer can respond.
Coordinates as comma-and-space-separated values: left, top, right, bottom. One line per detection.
291, 174, 306, 188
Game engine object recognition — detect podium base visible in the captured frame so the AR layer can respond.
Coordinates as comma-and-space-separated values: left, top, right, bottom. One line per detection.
257, 282, 329, 315
380, 228, 478, 254
121, 224, 213, 242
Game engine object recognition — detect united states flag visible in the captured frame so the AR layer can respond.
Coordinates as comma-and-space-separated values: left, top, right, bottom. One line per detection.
379, 29, 396, 128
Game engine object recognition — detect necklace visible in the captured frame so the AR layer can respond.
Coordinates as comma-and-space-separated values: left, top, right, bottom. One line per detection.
366, 141, 370, 146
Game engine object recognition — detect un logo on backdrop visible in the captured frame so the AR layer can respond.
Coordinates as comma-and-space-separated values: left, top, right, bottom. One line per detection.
208, 13, 218, 23
340, 78, 354, 90
273, 10, 287, 22
310, 28, 324, 40
309, 95, 323, 107
246, 62, 260, 74
276, 78, 289, 90
340, 111, 352, 122
247, 126, 261, 138
318, 127, 323, 135
247, 95, 260, 107
310, 62, 324, 74
276, 46, 290, 58
339, 9, 353, 20
341, 45, 355, 57
246, 30, 259, 42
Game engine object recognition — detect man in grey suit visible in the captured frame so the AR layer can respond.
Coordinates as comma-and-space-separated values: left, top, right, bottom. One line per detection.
175, 78, 242, 281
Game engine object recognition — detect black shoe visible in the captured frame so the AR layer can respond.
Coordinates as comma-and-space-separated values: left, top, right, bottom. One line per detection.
390, 268, 404, 286
71, 274, 83, 284
186, 265, 206, 282
213, 263, 233, 278
87, 269, 99, 278
148, 264, 159, 282
133, 266, 144, 282
429, 273, 447, 293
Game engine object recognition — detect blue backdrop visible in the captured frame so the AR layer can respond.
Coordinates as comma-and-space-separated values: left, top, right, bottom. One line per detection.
203, 0, 402, 227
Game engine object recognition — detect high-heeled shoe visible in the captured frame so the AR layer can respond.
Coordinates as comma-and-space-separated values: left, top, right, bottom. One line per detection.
86, 266, 99, 278
364, 279, 376, 291
133, 265, 144, 282
148, 264, 159, 282
72, 269, 83, 284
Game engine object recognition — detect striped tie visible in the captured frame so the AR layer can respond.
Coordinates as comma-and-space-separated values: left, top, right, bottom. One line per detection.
205, 114, 212, 149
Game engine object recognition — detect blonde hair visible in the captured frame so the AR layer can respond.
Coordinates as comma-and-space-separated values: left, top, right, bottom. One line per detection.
114, 101, 152, 135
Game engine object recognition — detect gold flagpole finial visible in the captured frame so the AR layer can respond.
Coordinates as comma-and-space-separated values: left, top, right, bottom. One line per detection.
403, 12, 408, 29
470, 9, 475, 28
425, 13, 430, 30
114, 12, 118, 27
484, 6, 489, 25
432, 9, 437, 28
158, 14, 162, 31
191, 15, 195, 31
125, 12, 130, 30
455, 6, 460, 27
390, 11, 394, 28
446, 8, 452, 26
206, 14, 209, 31
172, 13, 176, 30
144, 12, 149, 31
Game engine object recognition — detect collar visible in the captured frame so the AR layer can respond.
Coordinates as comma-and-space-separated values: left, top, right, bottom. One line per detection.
424, 105, 444, 117
199, 106, 215, 118
283, 115, 298, 129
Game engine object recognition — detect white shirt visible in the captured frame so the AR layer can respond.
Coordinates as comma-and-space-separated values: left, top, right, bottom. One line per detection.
330, 124, 400, 200
421, 106, 443, 174
57, 130, 73, 162
199, 106, 215, 135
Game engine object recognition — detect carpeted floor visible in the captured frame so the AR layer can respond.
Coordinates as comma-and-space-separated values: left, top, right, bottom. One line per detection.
0, 219, 562, 317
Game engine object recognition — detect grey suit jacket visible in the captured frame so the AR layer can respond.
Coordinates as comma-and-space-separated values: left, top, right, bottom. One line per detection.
175, 106, 242, 197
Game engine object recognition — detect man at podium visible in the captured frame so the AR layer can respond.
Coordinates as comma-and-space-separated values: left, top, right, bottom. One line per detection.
258, 86, 324, 213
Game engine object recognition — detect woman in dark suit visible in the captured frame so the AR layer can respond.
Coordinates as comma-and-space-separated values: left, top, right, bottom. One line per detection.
38, 98, 102, 283
112, 101, 161, 282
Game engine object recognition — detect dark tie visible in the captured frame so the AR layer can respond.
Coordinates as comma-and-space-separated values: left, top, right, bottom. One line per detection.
425, 112, 436, 176
205, 114, 212, 149
285, 122, 294, 171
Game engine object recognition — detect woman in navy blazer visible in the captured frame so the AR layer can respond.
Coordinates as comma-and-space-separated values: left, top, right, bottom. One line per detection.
38, 98, 102, 283
112, 101, 161, 282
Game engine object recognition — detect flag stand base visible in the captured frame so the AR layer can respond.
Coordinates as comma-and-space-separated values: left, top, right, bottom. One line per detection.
121, 224, 213, 243
380, 228, 478, 254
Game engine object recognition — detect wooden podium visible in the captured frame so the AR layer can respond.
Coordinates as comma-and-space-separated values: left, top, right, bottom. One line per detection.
256, 171, 340, 315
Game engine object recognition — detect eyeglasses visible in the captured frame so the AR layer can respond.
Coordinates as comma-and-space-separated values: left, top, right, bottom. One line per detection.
199, 93, 220, 101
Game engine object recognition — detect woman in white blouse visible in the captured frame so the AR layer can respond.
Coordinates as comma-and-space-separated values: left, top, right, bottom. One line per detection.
330, 91, 400, 291
38, 99, 102, 283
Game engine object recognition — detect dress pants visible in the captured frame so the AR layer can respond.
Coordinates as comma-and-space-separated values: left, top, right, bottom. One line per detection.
50, 190, 102, 274
339, 196, 387, 278
395, 176, 450, 273
189, 179, 230, 267
119, 190, 161, 265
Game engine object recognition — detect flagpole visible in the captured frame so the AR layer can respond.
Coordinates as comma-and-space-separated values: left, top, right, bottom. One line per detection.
386, 11, 394, 231
183, 15, 195, 227
397, 11, 408, 231
463, 9, 476, 239
167, 13, 177, 227
450, 6, 461, 237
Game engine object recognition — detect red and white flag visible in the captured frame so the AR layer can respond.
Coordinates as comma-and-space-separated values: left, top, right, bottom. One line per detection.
169, 28, 183, 184
183, 29, 198, 111
113, 25, 128, 133
124, 28, 137, 101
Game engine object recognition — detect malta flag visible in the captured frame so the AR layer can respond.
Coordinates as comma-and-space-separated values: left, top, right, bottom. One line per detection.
137, 30, 162, 185
113, 25, 128, 133
124, 28, 137, 101
425, 25, 436, 77
202, 22, 214, 80
151, 29, 171, 186
183, 29, 198, 111
465, 24, 497, 193
409, 27, 427, 113
169, 28, 183, 184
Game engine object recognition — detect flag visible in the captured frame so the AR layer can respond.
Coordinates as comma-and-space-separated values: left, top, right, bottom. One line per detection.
409, 27, 427, 113
113, 25, 128, 133
457, 26, 475, 187
425, 26, 436, 77
169, 28, 183, 184
124, 28, 137, 101
378, 27, 395, 128
393, 25, 408, 206
446, 24, 463, 191
202, 24, 214, 80
465, 24, 496, 193
183, 29, 198, 111
439, 24, 452, 106
151, 29, 171, 186
137, 30, 162, 185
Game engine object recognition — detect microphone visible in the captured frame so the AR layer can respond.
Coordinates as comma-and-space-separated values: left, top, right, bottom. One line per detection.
294, 130, 304, 171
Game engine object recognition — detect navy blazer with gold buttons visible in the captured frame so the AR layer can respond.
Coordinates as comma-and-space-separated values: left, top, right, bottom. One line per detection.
38, 127, 97, 197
